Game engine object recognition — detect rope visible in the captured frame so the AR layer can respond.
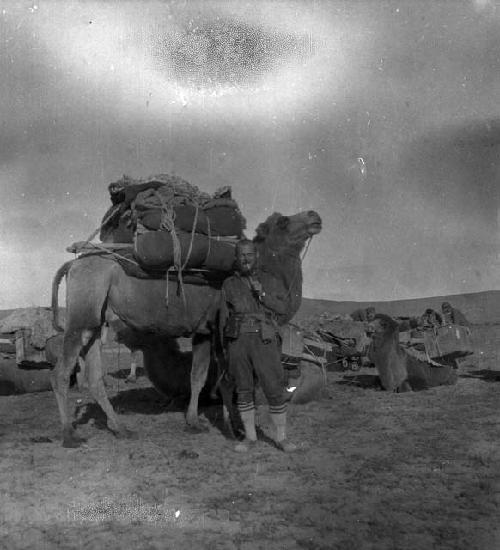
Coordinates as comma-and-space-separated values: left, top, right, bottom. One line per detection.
152, 190, 185, 308
301, 236, 312, 262
174, 203, 201, 307
83, 204, 121, 243
155, 190, 181, 267
204, 216, 212, 267
180, 204, 198, 271
282, 236, 313, 302
76, 241, 140, 267
165, 266, 176, 306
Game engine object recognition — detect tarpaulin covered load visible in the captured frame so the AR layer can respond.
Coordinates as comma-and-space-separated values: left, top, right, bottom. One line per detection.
100, 174, 246, 243
140, 204, 211, 233
134, 230, 237, 272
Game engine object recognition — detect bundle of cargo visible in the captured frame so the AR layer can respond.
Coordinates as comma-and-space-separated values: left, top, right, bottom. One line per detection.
423, 324, 473, 362
0, 308, 64, 394
292, 315, 371, 372
98, 174, 246, 275
0, 307, 63, 368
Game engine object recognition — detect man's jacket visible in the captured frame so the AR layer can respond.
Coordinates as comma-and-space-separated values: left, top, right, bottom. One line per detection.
220, 271, 288, 339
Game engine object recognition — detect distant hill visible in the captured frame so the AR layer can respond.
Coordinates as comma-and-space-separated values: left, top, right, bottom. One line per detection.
297, 290, 500, 324
0, 310, 16, 322
1, 290, 498, 327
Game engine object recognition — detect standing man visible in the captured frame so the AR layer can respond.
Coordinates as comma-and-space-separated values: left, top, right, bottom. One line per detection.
220, 239, 296, 453
350, 306, 376, 323
420, 308, 443, 330
441, 302, 471, 327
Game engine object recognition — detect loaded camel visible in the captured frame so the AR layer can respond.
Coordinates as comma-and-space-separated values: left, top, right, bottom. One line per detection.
368, 314, 458, 392
51, 210, 322, 447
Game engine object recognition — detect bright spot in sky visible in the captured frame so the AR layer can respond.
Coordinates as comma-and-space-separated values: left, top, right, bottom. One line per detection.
32, 1, 347, 120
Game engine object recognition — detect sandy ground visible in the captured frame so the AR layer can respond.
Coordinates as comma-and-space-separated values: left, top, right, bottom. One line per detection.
1, 324, 500, 550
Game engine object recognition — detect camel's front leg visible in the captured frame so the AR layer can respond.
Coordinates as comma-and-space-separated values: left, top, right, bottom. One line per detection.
51, 331, 88, 448
218, 373, 241, 439
185, 334, 211, 432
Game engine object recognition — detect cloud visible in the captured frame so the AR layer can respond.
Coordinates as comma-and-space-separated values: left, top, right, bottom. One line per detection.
26, 1, 350, 121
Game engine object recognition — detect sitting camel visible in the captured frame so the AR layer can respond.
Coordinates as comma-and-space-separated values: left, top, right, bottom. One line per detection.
51, 210, 321, 447
368, 314, 458, 392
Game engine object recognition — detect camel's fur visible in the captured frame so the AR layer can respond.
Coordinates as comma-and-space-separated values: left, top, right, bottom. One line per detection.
51, 210, 321, 447
368, 315, 412, 392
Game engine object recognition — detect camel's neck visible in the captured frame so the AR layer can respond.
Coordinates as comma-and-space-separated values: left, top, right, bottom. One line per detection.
256, 241, 304, 319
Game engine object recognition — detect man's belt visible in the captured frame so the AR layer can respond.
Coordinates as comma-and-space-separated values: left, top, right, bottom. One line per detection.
239, 318, 262, 333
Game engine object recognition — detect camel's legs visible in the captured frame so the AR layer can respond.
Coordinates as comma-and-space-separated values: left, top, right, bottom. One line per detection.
51, 331, 87, 448
85, 337, 130, 438
76, 356, 88, 391
185, 334, 211, 430
126, 349, 140, 383
218, 375, 240, 439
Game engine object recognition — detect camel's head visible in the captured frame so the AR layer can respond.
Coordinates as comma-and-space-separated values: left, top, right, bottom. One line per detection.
254, 210, 322, 252
370, 314, 398, 335
368, 314, 399, 349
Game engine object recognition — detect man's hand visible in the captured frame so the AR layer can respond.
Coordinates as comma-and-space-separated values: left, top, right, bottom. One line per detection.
250, 279, 263, 294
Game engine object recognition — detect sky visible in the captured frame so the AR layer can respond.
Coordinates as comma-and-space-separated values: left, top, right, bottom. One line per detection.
0, 0, 499, 308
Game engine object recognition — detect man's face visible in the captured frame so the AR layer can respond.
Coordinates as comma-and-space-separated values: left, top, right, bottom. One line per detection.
236, 244, 257, 274
442, 304, 451, 316
366, 309, 376, 322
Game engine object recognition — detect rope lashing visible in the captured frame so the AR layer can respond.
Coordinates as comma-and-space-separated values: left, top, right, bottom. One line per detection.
282, 236, 313, 302
76, 241, 141, 267
203, 214, 212, 268
153, 190, 185, 307
83, 204, 122, 244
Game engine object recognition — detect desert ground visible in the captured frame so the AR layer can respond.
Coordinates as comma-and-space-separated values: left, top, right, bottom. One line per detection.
1, 305, 500, 549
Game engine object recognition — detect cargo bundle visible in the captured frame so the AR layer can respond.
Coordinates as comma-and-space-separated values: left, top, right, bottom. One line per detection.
76, 174, 247, 277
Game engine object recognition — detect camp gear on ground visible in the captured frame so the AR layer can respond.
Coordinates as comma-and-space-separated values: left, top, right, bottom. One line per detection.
423, 324, 473, 361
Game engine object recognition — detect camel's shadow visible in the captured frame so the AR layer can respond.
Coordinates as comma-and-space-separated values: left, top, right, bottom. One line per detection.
459, 369, 500, 383
336, 374, 382, 390
73, 386, 234, 437
108, 367, 146, 380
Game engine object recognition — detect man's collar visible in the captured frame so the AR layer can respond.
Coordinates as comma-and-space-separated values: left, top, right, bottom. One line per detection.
235, 270, 258, 278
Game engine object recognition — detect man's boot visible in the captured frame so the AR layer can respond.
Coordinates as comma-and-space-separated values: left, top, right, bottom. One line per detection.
234, 405, 257, 453
269, 408, 297, 452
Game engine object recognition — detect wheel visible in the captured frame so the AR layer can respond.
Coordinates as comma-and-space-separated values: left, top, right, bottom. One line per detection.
350, 359, 361, 372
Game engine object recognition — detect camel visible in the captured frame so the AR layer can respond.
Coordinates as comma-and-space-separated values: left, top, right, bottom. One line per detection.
368, 314, 458, 392
51, 210, 322, 447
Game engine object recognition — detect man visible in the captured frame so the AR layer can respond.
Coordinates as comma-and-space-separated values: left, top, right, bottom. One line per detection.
420, 308, 443, 330
220, 239, 296, 453
350, 306, 376, 323
441, 302, 471, 327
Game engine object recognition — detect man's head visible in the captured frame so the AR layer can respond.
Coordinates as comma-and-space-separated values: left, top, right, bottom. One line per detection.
366, 307, 376, 322
441, 302, 452, 315
235, 239, 257, 275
